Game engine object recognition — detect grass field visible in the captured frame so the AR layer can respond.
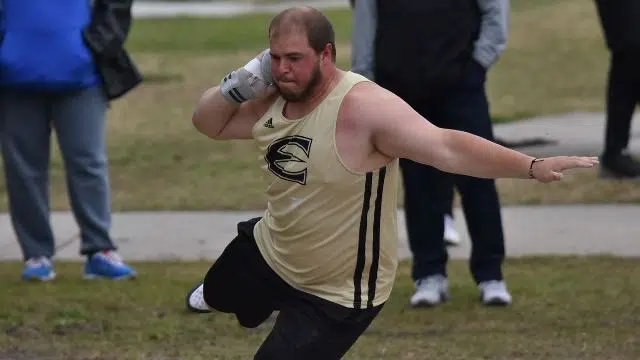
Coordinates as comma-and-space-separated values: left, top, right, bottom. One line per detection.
1, 257, 639, 359
0, 0, 635, 213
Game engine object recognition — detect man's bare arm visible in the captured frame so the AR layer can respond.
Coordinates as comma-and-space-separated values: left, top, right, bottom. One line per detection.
192, 49, 276, 140
192, 86, 275, 140
346, 83, 597, 182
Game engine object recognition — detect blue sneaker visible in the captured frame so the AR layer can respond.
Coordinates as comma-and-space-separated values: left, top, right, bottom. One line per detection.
83, 251, 137, 280
22, 257, 56, 281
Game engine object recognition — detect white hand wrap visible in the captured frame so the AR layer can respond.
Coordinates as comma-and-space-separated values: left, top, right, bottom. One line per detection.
220, 50, 273, 104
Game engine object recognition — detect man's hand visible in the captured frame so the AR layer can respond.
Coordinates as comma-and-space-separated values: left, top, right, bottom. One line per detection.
530, 156, 599, 183
192, 49, 277, 140
219, 49, 274, 104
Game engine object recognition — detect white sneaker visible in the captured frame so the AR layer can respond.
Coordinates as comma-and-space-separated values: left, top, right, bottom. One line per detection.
444, 214, 461, 246
479, 280, 512, 306
186, 283, 213, 313
410, 275, 449, 307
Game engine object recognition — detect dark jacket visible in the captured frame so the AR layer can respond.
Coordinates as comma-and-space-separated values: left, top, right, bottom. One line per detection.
83, 0, 142, 100
595, 0, 640, 52
373, 0, 481, 100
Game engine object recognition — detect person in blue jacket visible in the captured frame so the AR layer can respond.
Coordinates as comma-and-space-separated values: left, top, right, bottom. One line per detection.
0, 0, 141, 281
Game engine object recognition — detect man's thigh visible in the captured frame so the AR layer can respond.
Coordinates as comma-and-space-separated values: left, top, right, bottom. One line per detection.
203, 217, 288, 328
254, 295, 383, 360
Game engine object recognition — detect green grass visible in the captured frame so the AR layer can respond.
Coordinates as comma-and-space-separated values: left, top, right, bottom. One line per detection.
126, 10, 354, 53
1, 257, 638, 359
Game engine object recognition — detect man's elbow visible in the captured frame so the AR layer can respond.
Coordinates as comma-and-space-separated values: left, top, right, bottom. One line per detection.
191, 109, 206, 133
423, 130, 459, 172
191, 110, 221, 139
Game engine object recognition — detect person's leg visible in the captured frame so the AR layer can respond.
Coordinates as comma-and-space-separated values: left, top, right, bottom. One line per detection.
601, 48, 640, 178
401, 158, 453, 281
398, 97, 455, 307
442, 61, 511, 305
51, 87, 112, 254
190, 218, 284, 328
0, 90, 56, 280
50, 86, 135, 279
254, 294, 383, 360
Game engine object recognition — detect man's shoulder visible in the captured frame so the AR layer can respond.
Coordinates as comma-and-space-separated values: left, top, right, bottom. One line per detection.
343, 78, 394, 109
344, 76, 379, 98
339, 79, 397, 129
342, 81, 375, 114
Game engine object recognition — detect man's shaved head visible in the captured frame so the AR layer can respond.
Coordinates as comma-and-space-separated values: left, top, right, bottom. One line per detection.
268, 6, 336, 62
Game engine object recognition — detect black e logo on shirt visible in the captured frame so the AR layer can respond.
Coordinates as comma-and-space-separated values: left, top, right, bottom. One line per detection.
265, 136, 312, 185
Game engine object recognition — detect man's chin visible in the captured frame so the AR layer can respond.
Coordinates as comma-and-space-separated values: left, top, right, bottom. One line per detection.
279, 91, 304, 102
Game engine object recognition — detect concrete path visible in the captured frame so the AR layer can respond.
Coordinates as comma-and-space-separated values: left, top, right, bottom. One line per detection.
2, 112, 640, 262
493, 111, 640, 158
1, 205, 639, 262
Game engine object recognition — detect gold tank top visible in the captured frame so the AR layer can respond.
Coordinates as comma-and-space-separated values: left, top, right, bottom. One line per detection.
251, 71, 400, 308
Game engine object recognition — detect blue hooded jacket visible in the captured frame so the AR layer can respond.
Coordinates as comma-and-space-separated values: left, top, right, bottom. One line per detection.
0, 0, 100, 91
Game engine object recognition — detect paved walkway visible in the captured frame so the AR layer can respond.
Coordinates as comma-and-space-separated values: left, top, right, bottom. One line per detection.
1, 205, 639, 262
2, 112, 640, 262
493, 111, 640, 157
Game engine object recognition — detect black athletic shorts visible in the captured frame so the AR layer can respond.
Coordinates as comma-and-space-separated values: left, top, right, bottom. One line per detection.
202, 217, 384, 360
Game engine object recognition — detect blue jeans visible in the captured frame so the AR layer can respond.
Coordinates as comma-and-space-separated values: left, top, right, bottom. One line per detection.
0, 86, 116, 260
398, 61, 506, 284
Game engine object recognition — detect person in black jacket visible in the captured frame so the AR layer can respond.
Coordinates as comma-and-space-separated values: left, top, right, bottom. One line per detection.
594, 0, 640, 178
352, 0, 512, 307
0, 0, 141, 281
348, 1, 464, 249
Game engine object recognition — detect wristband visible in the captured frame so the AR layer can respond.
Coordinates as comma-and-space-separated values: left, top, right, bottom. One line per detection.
529, 158, 544, 179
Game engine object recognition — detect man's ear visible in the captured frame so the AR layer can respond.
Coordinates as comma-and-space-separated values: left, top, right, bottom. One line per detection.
321, 44, 333, 63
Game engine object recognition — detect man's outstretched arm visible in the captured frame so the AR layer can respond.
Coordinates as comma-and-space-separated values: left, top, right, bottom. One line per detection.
348, 83, 598, 182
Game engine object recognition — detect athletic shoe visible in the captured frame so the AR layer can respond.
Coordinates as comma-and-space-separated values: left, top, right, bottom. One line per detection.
410, 274, 449, 307
444, 214, 461, 246
83, 251, 136, 280
22, 257, 56, 281
186, 283, 213, 313
479, 280, 512, 306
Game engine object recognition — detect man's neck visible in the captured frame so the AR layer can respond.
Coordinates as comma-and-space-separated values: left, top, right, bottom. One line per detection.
284, 69, 343, 119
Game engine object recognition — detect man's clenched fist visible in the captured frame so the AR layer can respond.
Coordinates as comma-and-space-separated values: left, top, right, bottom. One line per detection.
220, 49, 273, 104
